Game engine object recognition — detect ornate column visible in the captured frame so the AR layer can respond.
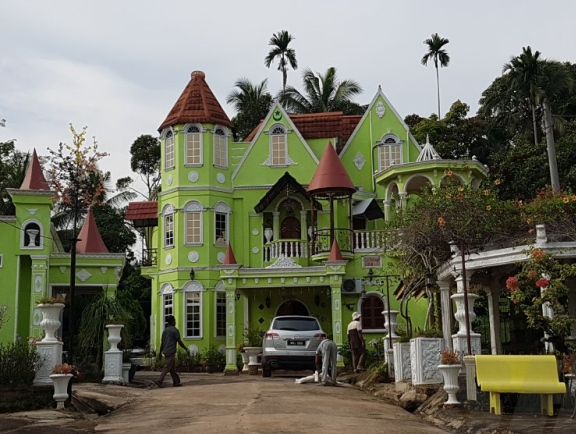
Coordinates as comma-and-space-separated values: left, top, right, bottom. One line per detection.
383, 200, 391, 221
221, 266, 241, 374
103, 324, 124, 383
437, 280, 453, 349
325, 257, 347, 367
452, 271, 481, 357
299, 210, 307, 240
272, 211, 280, 241
398, 192, 407, 209
486, 275, 502, 354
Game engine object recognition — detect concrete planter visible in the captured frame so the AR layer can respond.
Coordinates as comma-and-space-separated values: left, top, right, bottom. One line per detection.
410, 337, 443, 385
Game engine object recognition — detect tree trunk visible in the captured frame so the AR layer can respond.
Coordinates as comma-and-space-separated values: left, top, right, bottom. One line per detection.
436, 66, 441, 119
531, 104, 539, 147
543, 99, 560, 193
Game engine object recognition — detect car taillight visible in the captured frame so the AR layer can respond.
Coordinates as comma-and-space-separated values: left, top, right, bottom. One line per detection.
265, 332, 279, 339
313, 333, 326, 340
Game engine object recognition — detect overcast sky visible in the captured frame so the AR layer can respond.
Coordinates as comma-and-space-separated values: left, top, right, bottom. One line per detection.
1, 1, 575, 195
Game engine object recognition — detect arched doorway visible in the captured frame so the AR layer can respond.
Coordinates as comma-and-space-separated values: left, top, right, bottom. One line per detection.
281, 216, 301, 239
276, 300, 309, 316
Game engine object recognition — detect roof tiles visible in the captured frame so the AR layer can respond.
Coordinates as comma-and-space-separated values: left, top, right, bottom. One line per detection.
307, 143, 356, 195
20, 149, 50, 191
76, 208, 109, 254
158, 71, 232, 132
126, 201, 158, 221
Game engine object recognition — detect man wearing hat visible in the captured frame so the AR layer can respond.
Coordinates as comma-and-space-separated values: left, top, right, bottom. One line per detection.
347, 312, 365, 373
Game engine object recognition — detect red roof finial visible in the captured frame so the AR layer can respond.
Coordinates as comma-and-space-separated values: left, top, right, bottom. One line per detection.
76, 208, 109, 253
20, 149, 50, 191
327, 239, 344, 261
223, 243, 237, 265
307, 142, 355, 194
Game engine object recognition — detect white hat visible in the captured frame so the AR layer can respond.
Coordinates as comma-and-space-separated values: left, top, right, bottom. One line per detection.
352, 312, 361, 320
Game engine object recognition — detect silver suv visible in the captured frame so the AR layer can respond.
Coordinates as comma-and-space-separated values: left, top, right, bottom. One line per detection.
261, 315, 326, 377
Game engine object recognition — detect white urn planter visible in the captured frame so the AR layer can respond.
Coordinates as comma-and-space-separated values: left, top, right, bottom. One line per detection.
50, 373, 73, 409
106, 324, 124, 351
244, 347, 261, 375
240, 351, 249, 372
264, 228, 273, 244
437, 364, 461, 405
38, 303, 65, 342
393, 342, 412, 382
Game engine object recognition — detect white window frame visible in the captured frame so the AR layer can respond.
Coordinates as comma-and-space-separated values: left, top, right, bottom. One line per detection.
185, 124, 203, 166
215, 290, 226, 338
0, 254, 3, 267
213, 127, 228, 168
213, 202, 231, 247
270, 124, 287, 166
183, 281, 203, 339
378, 135, 402, 170
161, 283, 174, 332
184, 201, 203, 245
164, 129, 175, 170
162, 204, 175, 248
21, 220, 44, 250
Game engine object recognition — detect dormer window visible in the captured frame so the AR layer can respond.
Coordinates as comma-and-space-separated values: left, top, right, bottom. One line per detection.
270, 125, 287, 166
213, 127, 227, 168
164, 130, 175, 170
185, 125, 202, 165
378, 135, 402, 170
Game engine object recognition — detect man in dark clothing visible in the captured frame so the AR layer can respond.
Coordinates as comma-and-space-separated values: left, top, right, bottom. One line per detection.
347, 311, 365, 373
155, 315, 188, 387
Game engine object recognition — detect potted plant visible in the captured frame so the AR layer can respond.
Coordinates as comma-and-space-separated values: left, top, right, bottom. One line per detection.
243, 327, 263, 374
50, 363, 78, 409
437, 348, 461, 405
37, 294, 67, 343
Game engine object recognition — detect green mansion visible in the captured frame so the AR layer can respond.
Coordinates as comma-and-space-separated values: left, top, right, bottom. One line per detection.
127, 71, 487, 372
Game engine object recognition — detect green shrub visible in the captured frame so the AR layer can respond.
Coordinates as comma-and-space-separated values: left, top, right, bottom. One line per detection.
0, 342, 41, 389
203, 346, 225, 370
175, 348, 202, 371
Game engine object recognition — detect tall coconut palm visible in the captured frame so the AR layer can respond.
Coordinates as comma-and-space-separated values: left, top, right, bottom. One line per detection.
264, 30, 298, 94
226, 78, 272, 141
421, 33, 451, 119
280, 67, 364, 115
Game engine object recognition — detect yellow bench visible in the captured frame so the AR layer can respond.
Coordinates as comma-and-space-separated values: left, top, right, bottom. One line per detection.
476, 355, 566, 416
475, 355, 566, 416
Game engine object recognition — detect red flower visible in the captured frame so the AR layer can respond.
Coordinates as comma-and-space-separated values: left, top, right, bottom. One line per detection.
506, 276, 519, 291
438, 217, 445, 227
527, 269, 538, 280
535, 278, 550, 288
532, 250, 546, 262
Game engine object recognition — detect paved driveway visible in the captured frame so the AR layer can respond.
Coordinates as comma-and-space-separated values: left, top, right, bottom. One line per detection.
91, 372, 449, 434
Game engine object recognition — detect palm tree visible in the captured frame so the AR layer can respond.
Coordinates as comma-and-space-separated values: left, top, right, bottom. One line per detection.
280, 67, 364, 115
264, 30, 298, 94
421, 33, 451, 119
227, 78, 272, 141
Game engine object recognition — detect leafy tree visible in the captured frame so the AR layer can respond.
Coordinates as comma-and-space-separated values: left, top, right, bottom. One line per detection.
264, 30, 298, 94
120, 134, 161, 201
0, 141, 29, 215
280, 67, 364, 115
227, 78, 273, 141
421, 33, 450, 119
92, 204, 136, 253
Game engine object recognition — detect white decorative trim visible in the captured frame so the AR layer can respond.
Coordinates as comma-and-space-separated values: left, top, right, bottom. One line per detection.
76, 269, 92, 282
184, 201, 203, 212
100, 267, 108, 274
188, 251, 199, 263
216, 173, 225, 184
27, 208, 38, 215
376, 101, 386, 118
329, 265, 342, 272
213, 202, 231, 213
252, 247, 259, 254
252, 229, 259, 235
161, 283, 175, 295
166, 174, 173, 186
266, 255, 302, 268
59, 266, 67, 274
34, 275, 42, 292
217, 252, 225, 263
165, 254, 172, 265
214, 281, 225, 291
262, 155, 298, 167
183, 281, 204, 292
188, 171, 199, 182
114, 267, 122, 279
353, 153, 366, 171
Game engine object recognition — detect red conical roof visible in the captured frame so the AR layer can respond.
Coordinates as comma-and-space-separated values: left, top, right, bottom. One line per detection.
20, 149, 50, 191
76, 208, 109, 253
158, 70, 232, 132
223, 243, 237, 265
327, 239, 344, 261
307, 142, 355, 195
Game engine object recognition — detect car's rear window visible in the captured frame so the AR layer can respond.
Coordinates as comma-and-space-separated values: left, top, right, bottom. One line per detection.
272, 317, 320, 331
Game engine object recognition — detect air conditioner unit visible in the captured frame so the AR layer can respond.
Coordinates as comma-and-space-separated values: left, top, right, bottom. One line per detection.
342, 278, 363, 294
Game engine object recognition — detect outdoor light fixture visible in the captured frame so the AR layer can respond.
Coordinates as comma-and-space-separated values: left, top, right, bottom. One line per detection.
425, 270, 436, 289
345, 303, 355, 311
189, 268, 195, 280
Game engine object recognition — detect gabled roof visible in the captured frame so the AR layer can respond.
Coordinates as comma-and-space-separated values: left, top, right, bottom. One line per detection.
20, 149, 50, 191
254, 172, 322, 214
223, 243, 237, 265
76, 208, 109, 254
307, 143, 356, 195
158, 71, 231, 132
416, 137, 442, 162
125, 201, 158, 228
244, 111, 361, 153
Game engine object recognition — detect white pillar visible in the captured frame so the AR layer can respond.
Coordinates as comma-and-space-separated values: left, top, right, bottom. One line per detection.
486, 277, 502, 355
438, 280, 453, 349
383, 200, 391, 221
452, 272, 481, 357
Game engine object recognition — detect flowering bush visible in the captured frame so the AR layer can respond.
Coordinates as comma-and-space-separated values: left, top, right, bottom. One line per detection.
507, 247, 576, 353
0, 342, 42, 389
440, 348, 460, 365
52, 363, 79, 376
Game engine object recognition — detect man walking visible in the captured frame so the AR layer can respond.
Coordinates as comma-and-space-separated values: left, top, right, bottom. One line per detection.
155, 315, 188, 387
347, 312, 365, 373
315, 336, 338, 386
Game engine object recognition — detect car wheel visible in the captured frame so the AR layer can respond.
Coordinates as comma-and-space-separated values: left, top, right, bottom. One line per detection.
262, 363, 272, 378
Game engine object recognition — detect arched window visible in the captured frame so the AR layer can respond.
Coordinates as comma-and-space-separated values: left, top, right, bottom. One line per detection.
185, 125, 202, 165
213, 202, 231, 247
215, 282, 226, 338
270, 125, 287, 166
378, 134, 402, 170
184, 201, 203, 245
162, 204, 175, 248
360, 293, 385, 330
22, 220, 43, 249
164, 129, 175, 170
183, 281, 203, 338
213, 127, 227, 168
161, 283, 174, 331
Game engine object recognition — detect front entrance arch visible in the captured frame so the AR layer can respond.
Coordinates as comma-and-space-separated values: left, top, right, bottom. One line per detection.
276, 300, 309, 316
